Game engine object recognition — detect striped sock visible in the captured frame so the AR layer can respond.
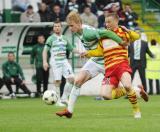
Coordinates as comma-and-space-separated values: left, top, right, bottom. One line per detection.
55, 86, 60, 102
112, 87, 126, 99
127, 89, 140, 113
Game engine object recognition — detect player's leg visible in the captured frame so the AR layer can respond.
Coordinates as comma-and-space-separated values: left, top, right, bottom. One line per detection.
60, 77, 74, 104
54, 79, 66, 107
56, 59, 103, 118
54, 80, 61, 98
36, 68, 43, 97
14, 77, 31, 95
42, 67, 49, 93
100, 75, 148, 102
120, 72, 141, 118
56, 70, 91, 118
68, 60, 104, 113
0, 77, 4, 90
100, 77, 126, 100
3, 78, 14, 96
61, 61, 75, 104
50, 63, 65, 106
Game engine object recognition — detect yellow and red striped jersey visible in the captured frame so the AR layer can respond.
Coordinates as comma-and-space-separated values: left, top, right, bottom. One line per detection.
102, 39, 128, 69
86, 27, 140, 69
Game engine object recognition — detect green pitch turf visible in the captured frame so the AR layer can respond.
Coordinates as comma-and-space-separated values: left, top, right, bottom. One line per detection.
0, 96, 160, 132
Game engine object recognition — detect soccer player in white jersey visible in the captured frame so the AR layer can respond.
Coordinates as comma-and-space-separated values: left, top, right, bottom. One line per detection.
43, 21, 80, 106
56, 11, 124, 117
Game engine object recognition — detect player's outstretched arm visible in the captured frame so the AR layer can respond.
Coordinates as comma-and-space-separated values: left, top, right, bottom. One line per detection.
98, 29, 123, 44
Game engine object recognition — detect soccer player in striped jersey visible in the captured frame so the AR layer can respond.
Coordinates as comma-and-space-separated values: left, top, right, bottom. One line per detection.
56, 11, 124, 118
43, 21, 80, 106
82, 13, 149, 118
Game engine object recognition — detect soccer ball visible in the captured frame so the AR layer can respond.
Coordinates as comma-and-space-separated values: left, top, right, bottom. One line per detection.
42, 90, 58, 105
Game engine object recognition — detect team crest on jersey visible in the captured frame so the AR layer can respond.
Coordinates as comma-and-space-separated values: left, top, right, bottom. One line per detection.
59, 44, 65, 51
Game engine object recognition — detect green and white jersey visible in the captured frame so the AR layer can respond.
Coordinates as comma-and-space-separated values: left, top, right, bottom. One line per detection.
45, 34, 73, 66
75, 25, 123, 65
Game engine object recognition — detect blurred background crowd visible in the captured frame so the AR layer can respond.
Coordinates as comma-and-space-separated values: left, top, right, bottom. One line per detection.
0, 0, 139, 30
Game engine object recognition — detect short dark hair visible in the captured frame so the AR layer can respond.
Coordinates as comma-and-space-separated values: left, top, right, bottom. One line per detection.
84, 5, 91, 9
37, 33, 45, 39
151, 39, 157, 45
53, 21, 62, 26
8, 51, 14, 55
27, 5, 33, 9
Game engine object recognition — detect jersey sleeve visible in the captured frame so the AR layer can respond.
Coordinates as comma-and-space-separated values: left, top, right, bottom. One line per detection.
128, 30, 140, 42
97, 29, 123, 44
2, 63, 10, 78
86, 43, 103, 57
44, 36, 52, 51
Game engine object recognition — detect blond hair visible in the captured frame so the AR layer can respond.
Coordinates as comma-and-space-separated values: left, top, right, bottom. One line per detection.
66, 11, 82, 24
105, 13, 119, 21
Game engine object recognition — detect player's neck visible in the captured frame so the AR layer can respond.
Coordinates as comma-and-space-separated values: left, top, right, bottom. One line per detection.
77, 28, 83, 35
55, 32, 61, 36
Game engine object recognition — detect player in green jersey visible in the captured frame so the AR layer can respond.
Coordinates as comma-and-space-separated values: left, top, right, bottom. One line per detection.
56, 11, 125, 117
43, 21, 80, 106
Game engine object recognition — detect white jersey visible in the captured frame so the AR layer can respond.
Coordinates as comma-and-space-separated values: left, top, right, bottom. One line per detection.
45, 33, 74, 80
45, 33, 73, 67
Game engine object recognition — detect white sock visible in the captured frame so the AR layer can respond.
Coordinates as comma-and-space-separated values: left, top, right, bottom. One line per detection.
68, 85, 80, 113
55, 86, 60, 102
61, 82, 73, 101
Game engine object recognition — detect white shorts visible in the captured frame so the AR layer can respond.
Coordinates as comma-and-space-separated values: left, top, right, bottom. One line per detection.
50, 60, 74, 81
81, 59, 105, 78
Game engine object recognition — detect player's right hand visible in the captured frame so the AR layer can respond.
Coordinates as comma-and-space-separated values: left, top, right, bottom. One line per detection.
43, 62, 49, 71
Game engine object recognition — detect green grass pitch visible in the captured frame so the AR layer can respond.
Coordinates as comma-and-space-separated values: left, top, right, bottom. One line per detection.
0, 96, 160, 132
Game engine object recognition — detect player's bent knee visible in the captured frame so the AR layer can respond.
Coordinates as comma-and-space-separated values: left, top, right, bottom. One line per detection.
74, 71, 91, 87
74, 78, 83, 87
67, 77, 74, 84
124, 86, 132, 92
100, 92, 112, 100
